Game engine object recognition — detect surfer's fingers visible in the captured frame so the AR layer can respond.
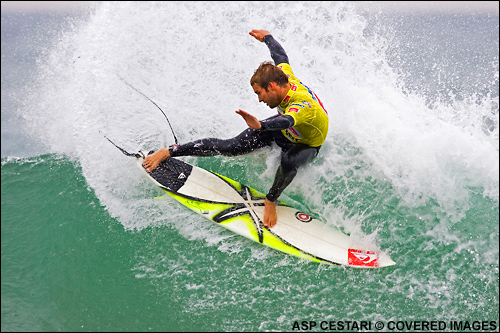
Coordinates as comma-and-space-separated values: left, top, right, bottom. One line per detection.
249, 29, 270, 42
235, 109, 249, 116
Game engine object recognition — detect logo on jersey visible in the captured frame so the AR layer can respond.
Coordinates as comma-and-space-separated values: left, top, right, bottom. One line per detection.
348, 249, 379, 267
295, 212, 312, 223
289, 103, 306, 111
283, 131, 297, 142
288, 108, 299, 113
288, 127, 300, 136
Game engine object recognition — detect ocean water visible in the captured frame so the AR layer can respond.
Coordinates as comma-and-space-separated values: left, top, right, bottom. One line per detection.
1, 2, 498, 332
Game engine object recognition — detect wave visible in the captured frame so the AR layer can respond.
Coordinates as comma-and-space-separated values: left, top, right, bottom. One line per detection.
9, 2, 497, 240
2, 4, 499, 324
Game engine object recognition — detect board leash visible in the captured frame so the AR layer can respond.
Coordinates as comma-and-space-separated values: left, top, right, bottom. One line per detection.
118, 75, 179, 146
102, 132, 143, 158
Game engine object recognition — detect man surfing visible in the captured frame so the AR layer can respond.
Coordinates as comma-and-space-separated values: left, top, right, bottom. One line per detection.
143, 29, 329, 228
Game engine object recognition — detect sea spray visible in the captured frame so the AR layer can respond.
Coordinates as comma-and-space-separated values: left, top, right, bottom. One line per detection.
20, 2, 498, 261
2, 2, 497, 330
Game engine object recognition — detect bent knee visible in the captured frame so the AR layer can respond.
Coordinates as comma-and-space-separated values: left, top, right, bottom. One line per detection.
280, 155, 299, 172
280, 146, 319, 171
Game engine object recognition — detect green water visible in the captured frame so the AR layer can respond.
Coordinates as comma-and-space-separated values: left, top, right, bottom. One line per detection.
2, 2, 498, 331
2, 155, 498, 331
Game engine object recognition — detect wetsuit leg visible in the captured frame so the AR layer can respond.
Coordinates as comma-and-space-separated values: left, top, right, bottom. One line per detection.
169, 128, 274, 157
266, 144, 320, 202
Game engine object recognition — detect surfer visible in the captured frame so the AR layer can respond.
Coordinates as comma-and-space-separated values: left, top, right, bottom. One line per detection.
143, 29, 329, 228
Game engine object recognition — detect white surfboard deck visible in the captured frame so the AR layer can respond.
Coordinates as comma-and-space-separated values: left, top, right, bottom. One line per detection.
137, 152, 395, 268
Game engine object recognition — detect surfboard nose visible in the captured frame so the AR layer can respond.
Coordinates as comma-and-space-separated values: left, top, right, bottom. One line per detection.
377, 253, 396, 268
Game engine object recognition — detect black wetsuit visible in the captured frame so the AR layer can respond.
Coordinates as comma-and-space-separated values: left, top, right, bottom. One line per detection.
169, 35, 321, 202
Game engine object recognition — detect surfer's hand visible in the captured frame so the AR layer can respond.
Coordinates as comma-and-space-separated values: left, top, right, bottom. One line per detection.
236, 109, 262, 130
263, 199, 278, 228
142, 148, 170, 172
249, 29, 270, 42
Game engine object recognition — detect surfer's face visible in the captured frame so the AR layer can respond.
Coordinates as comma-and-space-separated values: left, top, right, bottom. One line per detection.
252, 83, 282, 109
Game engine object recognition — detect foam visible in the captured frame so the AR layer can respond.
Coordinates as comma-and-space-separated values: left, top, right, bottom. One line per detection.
22, 2, 498, 237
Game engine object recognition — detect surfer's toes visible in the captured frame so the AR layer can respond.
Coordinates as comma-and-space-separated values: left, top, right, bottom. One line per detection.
263, 219, 277, 228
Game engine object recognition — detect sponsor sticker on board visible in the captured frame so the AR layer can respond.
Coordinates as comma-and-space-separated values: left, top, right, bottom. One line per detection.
348, 249, 379, 267
295, 212, 312, 223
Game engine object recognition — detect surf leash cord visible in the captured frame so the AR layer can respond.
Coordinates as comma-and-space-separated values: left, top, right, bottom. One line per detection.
102, 132, 142, 158
118, 75, 179, 146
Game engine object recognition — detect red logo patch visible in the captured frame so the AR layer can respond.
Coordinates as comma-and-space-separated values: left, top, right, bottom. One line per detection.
288, 127, 299, 136
295, 212, 312, 223
348, 249, 379, 267
288, 108, 299, 113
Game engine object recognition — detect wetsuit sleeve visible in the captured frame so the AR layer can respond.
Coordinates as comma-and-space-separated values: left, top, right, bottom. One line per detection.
263, 35, 289, 65
260, 115, 294, 131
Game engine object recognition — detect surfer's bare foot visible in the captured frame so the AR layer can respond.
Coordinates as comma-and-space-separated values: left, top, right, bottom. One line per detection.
142, 148, 170, 172
263, 199, 277, 228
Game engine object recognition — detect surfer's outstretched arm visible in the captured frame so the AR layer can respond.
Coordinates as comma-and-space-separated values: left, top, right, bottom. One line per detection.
249, 29, 289, 65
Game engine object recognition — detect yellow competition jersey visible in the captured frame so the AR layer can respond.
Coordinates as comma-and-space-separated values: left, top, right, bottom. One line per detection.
276, 63, 329, 147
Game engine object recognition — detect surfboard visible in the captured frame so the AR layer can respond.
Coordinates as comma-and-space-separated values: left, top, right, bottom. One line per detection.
137, 151, 395, 268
